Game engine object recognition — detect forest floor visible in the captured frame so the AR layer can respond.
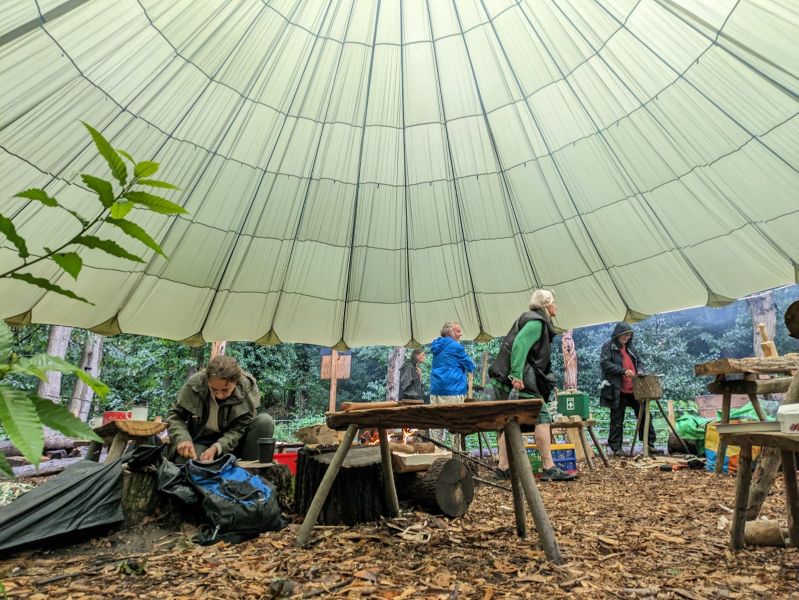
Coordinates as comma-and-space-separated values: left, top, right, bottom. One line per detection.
1, 456, 797, 599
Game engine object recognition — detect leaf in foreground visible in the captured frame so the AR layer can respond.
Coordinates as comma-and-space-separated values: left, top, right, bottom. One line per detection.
9, 273, 91, 304
51, 252, 83, 279
14, 188, 58, 207
0, 384, 44, 465
26, 354, 109, 397
74, 235, 144, 263
0, 214, 29, 258
32, 395, 102, 442
123, 191, 187, 215
82, 122, 127, 186
106, 218, 165, 256
0, 451, 12, 478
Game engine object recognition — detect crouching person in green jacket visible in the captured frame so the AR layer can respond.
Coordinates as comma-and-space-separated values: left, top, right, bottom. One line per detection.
166, 355, 274, 463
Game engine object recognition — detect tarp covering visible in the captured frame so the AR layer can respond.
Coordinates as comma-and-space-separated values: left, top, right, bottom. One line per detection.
0, 0, 797, 347
0, 456, 125, 553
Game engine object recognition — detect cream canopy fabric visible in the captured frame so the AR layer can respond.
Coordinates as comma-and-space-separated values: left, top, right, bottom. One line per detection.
0, 0, 797, 347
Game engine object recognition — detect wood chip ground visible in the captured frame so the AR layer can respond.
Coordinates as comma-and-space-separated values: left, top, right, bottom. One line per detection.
2, 459, 797, 598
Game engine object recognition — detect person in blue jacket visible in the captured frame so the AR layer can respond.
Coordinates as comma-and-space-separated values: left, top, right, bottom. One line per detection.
429, 321, 476, 448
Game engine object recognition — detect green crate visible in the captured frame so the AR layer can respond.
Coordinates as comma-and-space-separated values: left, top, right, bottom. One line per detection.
557, 392, 591, 419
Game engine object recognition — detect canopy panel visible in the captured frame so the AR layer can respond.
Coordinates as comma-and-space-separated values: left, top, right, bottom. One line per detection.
1, 0, 797, 346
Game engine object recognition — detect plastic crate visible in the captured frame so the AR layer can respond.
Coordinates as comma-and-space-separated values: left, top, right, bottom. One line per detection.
557, 392, 590, 419
525, 443, 578, 476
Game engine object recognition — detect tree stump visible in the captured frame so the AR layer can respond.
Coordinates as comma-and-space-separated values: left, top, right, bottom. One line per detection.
239, 462, 294, 514
294, 445, 387, 525
121, 470, 161, 525
396, 458, 474, 517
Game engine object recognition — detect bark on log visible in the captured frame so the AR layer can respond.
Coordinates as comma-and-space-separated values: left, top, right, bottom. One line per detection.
295, 445, 475, 524
707, 377, 793, 395
747, 371, 799, 520
743, 519, 788, 547
122, 470, 160, 525
396, 458, 474, 517
694, 354, 799, 376
294, 445, 387, 525
0, 437, 87, 458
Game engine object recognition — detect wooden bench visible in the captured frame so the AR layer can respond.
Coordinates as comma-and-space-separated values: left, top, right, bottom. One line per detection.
719, 430, 799, 549
694, 354, 799, 474
295, 400, 564, 564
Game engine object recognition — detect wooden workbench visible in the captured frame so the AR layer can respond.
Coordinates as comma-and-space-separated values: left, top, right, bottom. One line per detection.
297, 400, 564, 564
694, 354, 799, 473
719, 430, 799, 549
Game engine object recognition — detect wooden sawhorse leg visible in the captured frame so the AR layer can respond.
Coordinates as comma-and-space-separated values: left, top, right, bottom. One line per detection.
625, 400, 649, 458
716, 393, 732, 474
378, 428, 401, 517
504, 418, 563, 564
730, 442, 753, 549
504, 422, 527, 539
587, 425, 610, 467
296, 424, 359, 547
781, 449, 799, 547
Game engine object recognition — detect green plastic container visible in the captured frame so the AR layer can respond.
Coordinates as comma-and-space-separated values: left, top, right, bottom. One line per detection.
557, 391, 591, 419
526, 446, 543, 476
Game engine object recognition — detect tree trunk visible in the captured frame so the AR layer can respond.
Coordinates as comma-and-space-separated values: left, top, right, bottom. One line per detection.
746, 291, 776, 358
747, 370, 799, 519
385, 347, 405, 401
186, 345, 206, 380
37, 325, 73, 402
68, 333, 104, 420
210, 340, 227, 359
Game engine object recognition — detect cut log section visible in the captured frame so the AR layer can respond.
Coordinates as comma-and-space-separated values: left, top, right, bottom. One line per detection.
396, 458, 474, 517
294, 445, 387, 525
694, 354, 799, 376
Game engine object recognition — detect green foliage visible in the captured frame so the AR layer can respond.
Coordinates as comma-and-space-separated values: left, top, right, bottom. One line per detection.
0, 122, 182, 477
0, 121, 183, 302
0, 321, 104, 477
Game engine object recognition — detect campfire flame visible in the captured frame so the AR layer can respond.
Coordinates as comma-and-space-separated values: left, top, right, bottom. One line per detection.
359, 427, 421, 445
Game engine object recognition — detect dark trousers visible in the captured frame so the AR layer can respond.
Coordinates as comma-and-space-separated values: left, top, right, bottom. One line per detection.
174, 413, 275, 463
608, 392, 656, 451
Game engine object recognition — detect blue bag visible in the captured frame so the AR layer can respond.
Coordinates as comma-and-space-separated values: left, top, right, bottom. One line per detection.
185, 454, 286, 544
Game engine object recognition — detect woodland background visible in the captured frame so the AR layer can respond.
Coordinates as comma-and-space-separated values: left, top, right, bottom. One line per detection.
5, 284, 799, 445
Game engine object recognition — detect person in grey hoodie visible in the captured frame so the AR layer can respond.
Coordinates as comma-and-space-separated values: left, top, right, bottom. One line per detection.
599, 322, 655, 455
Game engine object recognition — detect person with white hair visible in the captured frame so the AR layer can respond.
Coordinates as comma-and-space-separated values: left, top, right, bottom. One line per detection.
429, 321, 476, 448
489, 290, 576, 481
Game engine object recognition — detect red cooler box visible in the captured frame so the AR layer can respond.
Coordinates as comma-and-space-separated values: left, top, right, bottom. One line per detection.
102, 411, 133, 425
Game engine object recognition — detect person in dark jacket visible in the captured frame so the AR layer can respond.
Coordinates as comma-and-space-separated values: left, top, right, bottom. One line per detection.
167, 355, 274, 463
489, 289, 576, 481
429, 321, 476, 447
399, 348, 426, 402
599, 322, 656, 455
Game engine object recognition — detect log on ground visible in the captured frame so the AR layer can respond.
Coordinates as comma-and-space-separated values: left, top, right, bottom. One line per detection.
396, 458, 474, 517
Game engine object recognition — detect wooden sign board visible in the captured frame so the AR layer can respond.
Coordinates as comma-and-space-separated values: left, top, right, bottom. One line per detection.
321, 353, 351, 380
